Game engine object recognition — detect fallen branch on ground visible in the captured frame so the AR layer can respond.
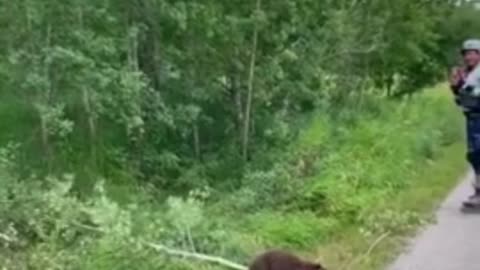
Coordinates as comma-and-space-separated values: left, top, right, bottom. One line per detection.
144, 241, 248, 270
71, 221, 106, 233
0, 232, 14, 243
71, 221, 247, 270
342, 231, 391, 270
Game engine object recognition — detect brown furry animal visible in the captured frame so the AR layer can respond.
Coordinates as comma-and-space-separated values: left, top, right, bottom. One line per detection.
249, 250, 326, 270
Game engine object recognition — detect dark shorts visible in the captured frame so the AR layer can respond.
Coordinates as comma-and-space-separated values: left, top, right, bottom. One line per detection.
467, 115, 480, 153
466, 115, 480, 174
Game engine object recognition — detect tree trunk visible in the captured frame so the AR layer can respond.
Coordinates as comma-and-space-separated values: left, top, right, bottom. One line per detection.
39, 111, 52, 171
78, 6, 98, 165
42, 23, 53, 171
242, 0, 261, 162
82, 87, 97, 162
193, 123, 201, 160
385, 75, 393, 97
232, 75, 244, 147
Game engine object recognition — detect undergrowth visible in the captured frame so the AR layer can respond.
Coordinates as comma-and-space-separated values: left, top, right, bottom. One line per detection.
0, 85, 466, 269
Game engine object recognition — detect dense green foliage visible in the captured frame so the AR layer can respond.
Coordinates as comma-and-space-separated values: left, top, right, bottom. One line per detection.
0, 0, 470, 181
0, 0, 478, 269
0, 86, 464, 269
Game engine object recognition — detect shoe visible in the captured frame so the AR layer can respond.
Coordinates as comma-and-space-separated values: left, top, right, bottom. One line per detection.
463, 194, 480, 208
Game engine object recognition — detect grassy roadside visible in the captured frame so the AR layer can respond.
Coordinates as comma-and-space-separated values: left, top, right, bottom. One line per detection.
314, 141, 467, 270
0, 84, 469, 270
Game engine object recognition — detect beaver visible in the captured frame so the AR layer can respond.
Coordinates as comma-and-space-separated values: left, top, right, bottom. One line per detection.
249, 250, 326, 270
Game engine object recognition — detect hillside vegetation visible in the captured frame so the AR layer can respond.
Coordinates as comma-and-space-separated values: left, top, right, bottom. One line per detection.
0, 0, 478, 269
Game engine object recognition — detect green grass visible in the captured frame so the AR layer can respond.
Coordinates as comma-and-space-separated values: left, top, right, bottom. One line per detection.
314, 141, 466, 270
199, 84, 469, 270
0, 84, 469, 270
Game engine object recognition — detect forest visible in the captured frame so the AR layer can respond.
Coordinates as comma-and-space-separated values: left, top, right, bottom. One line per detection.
0, 0, 479, 269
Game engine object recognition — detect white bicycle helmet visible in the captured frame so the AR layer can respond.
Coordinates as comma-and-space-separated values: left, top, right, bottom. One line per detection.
462, 39, 480, 54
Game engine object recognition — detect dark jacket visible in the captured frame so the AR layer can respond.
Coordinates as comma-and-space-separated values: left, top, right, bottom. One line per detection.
451, 67, 480, 115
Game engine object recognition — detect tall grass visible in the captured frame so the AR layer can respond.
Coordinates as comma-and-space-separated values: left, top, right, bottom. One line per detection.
0, 85, 466, 269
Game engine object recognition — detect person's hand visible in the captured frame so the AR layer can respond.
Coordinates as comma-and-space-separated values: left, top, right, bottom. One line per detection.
450, 66, 465, 87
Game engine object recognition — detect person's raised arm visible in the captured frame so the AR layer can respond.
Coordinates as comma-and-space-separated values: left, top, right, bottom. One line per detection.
450, 67, 465, 94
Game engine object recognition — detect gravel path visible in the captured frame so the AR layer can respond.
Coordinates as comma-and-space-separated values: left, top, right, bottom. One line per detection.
388, 171, 480, 270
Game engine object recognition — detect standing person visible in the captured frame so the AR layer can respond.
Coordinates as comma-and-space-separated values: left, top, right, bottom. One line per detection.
450, 39, 480, 208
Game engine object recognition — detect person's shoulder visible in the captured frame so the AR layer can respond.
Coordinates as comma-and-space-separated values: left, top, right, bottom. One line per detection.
470, 65, 480, 76
464, 66, 480, 85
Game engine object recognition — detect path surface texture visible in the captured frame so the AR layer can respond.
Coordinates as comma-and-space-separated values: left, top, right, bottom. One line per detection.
389, 171, 480, 270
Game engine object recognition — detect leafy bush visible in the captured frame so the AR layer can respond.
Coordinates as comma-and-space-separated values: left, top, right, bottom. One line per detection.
0, 86, 465, 270
245, 212, 339, 249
